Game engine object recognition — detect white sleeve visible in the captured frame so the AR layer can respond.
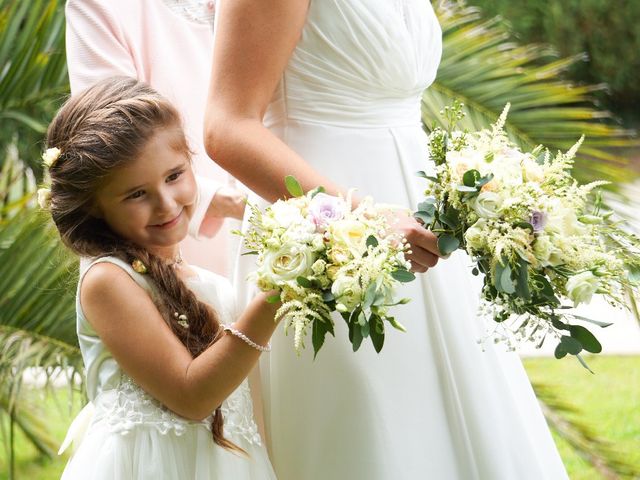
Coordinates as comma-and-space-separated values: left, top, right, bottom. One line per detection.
188, 175, 225, 239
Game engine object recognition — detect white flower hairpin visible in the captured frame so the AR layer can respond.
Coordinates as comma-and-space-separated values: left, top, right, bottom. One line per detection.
42, 147, 61, 168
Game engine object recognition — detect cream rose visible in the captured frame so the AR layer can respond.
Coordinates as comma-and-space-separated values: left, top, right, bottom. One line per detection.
329, 220, 369, 257
260, 244, 314, 284
464, 218, 488, 250
471, 191, 502, 219
331, 275, 363, 311
566, 271, 600, 306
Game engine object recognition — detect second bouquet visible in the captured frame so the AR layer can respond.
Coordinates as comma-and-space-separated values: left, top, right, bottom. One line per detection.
240, 177, 415, 357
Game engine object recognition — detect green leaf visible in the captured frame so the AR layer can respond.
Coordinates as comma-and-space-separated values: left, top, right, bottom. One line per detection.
296, 276, 312, 288
570, 314, 613, 328
414, 210, 435, 225
361, 318, 370, 338
284, 175, 304, 197
554, 342, 568, 359
391, 269, 416, 283
312, 317, 332, 359
370, 316, 385, 353
321, 291, 335, 302
266, 294, 281, 304
416, 171, 438, 182
437, 234, 460, 256
569, 325, 602, 354
463, 169, 481, 187
515, 259, 531, 300
559, 335, 583, 355
387, 316, 407, 332
366, 235, 379, 248
495, 260, 516, 294
308, 186, 326, 198
363, 281, 378, 310
350, 320, 364, 352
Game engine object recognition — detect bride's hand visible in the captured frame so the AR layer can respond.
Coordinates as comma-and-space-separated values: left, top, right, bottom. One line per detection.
390, 210, 443, 273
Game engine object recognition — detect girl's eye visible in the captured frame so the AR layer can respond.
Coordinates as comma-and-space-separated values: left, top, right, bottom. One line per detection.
167, 170, 184, 182
126, 190, 145, 200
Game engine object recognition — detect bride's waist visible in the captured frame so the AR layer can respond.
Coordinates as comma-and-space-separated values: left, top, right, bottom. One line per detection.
264, 95, 422, 129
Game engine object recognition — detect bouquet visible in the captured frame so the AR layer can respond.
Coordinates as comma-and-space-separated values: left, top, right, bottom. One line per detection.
241, 177, 415, 356
417, 101, 640, 364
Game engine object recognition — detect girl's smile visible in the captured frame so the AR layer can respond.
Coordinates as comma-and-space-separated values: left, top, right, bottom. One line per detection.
93, 126, 197, 260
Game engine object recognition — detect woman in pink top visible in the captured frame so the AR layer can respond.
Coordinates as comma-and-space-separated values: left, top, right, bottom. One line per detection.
65, 0, 244, 274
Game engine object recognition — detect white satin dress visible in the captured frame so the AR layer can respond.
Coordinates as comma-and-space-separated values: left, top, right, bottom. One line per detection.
233, 1, 569, 478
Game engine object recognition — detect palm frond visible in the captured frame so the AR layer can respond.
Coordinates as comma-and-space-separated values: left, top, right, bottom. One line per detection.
427, 0, 638, 186
0, 206, 81, 402
0, 0, 68, 173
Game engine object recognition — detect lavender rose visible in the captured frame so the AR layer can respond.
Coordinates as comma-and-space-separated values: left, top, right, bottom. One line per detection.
308, 193, 347, 231
529, 211, 548, 233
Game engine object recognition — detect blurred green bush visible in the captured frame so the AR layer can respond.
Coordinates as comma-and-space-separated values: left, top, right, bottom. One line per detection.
466, 0, 640, 121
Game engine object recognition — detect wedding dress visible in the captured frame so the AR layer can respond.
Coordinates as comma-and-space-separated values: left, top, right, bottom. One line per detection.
234, 1, 569, 478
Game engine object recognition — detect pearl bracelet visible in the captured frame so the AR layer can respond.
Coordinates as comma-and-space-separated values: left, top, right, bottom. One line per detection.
223, 325, 271, 353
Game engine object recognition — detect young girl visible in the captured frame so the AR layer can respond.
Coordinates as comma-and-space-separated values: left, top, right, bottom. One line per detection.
43, 76, 278, 479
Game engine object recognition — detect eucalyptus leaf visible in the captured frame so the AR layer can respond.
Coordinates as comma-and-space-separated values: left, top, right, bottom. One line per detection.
366, 235, 379, 248
414, 211, 435, 225
559, 335, 583, 355
569, 325, 602, 354
284, 175, 304, 197
296, 276, 312, 288
463, 169, 481, 187
437, 235, 460, 256
391, 269, 416, 283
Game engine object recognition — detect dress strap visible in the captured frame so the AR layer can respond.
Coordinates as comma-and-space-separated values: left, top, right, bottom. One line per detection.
79, 256, 157, 298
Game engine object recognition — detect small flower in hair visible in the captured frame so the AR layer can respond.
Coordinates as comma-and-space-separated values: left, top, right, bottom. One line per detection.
174, 312, 189, 328
37, 187, 52, 209
131, 259, 148, 274
42, 147, 62, 168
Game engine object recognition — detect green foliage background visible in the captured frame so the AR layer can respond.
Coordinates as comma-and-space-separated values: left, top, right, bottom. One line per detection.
467, 0, 640, 120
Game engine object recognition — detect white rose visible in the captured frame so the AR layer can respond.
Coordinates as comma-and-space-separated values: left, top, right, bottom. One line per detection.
464, 218, 488, 250
331, 275, 363, 310
268, 201, 306, 229
471, 191, 502, 219
566, 271, 600, 306
522, 158, 544, 183
259, 244, 314, 284
532, 234, 553, 266
42, 147, 61, 168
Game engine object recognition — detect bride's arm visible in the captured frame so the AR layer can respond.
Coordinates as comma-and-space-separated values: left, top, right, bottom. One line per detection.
204, 0, 442, 272
204, 0, 342, 201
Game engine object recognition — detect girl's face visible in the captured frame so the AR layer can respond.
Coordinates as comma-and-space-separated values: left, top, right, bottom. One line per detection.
94, 127, 197, 256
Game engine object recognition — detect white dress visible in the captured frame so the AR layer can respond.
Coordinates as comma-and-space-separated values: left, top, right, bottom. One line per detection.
234, 1, 569, 479
61, 257, 276, 480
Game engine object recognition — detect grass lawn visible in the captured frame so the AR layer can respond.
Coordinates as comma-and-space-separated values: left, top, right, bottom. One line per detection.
1, 356, 638, 479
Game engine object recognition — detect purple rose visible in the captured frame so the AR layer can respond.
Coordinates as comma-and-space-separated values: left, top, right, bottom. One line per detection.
308, 193, 347, 231
529, 211, 548, 232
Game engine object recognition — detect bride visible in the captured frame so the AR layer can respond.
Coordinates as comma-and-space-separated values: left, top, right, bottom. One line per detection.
205, 0, 568, 478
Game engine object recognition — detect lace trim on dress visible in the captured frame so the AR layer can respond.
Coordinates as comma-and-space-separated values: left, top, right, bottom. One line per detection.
161, 0, 215, 25
99, 374, 262, 446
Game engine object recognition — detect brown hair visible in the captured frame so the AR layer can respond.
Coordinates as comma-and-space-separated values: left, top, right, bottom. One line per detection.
46, 76, 239, 452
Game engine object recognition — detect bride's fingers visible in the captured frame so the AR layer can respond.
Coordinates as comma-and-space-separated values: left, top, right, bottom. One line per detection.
406, 246, 439, 272
402, 223, 442, 258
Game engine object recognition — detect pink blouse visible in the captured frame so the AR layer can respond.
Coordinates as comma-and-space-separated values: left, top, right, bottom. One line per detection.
65, 0, 231, 274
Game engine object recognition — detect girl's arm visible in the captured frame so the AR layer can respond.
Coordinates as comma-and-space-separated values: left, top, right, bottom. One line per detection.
204, 0, 442, 271
81, 262, 279, 420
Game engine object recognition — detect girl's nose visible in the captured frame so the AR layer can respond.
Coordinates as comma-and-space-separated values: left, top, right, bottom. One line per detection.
156, 189, 178, 213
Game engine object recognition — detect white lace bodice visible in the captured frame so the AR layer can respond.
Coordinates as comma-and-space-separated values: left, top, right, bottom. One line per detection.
93, 374, 262, 446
